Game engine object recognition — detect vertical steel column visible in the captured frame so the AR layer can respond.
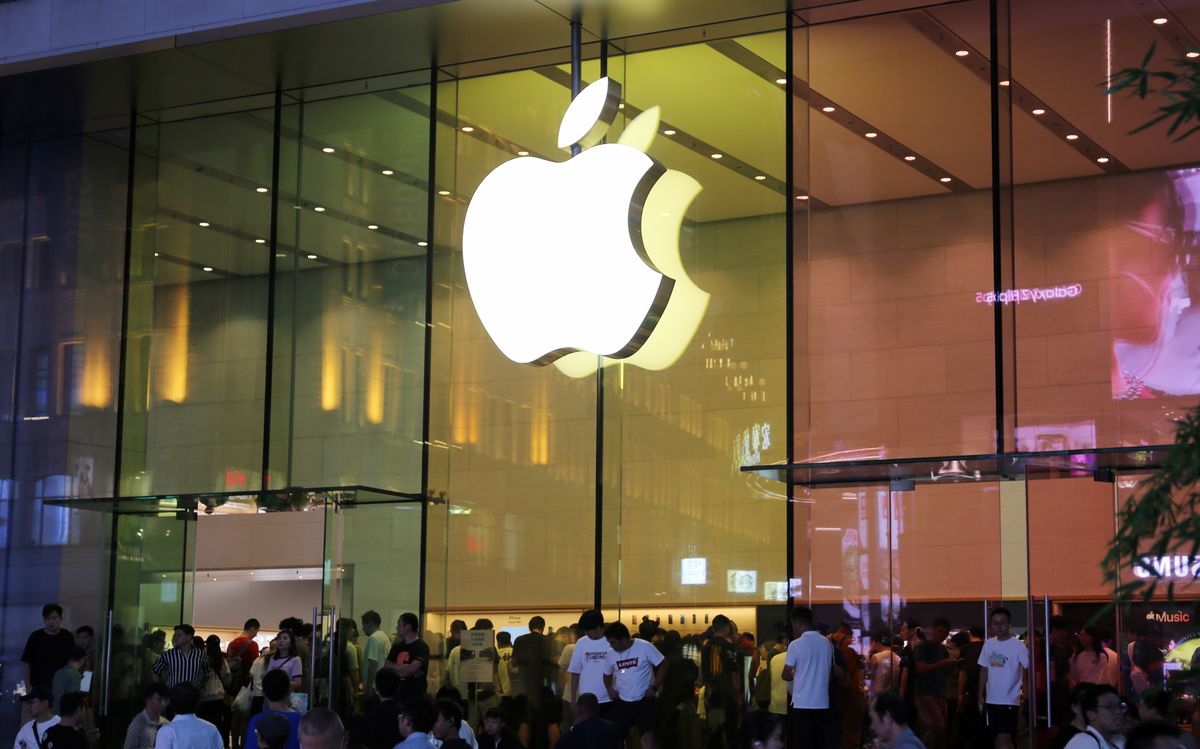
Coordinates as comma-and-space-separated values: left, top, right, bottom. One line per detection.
99, 103, 140, 718
419, 57, 439, 625
785, 5, 798, 618
260, 85, 284, 492
584, 7, 610, 616
989, 0, 1017, 453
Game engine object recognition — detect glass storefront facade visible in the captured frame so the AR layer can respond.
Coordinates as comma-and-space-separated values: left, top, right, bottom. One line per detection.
0, 0, 1198, 743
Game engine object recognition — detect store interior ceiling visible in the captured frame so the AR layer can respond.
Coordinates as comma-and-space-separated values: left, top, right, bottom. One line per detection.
3, 0, 1199, 285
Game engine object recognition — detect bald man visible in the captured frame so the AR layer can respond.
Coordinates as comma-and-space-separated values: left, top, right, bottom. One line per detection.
298, 709, 346, 749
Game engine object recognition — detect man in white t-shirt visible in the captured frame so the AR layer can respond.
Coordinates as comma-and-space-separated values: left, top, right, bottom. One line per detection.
360, 611, 393, 699
976, 607, 1029, 749
602, 622, 665, 749
14, 688, 60, 749
568, 610, 612, 711
782, 606, 834, 749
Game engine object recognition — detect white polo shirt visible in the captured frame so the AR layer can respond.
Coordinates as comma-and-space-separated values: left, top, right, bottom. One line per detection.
784, 630, 833, 709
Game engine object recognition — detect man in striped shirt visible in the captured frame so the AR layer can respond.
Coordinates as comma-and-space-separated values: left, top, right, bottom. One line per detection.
152, 625, 211, 689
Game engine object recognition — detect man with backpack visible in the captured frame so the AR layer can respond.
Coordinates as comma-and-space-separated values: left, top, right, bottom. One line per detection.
228, 619, 261, 749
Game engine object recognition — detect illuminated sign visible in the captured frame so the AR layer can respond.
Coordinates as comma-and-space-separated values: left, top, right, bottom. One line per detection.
462, 78, 706, 373
1133, 555, 1200, 580
681, 557, 707, 585
975, 284, 1082, 305
1146, 610, 1192, 623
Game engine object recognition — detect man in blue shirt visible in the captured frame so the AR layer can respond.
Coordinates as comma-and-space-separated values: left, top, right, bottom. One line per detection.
395, 698, 437, 749
245, 670, 302, 749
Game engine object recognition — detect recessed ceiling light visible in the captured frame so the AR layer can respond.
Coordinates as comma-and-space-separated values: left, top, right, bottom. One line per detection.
438, 190, 451, 196
1153, 17, 1168, 24
999, 80, 1011, 86
795, 195, 809, 201
1096, 156, 1110, 163
255, 239, 266, 244
461, 126, 475, 133
202, 266, 213, 272
955, 50, 969, 57
865, 132, 878, 138
663, 129, 676, 136
153, 252, 160, 257
255, 187, 269, 193
754, 175, 767, 181
710, 153, 723, 159
775, 77, 787, 85
1032, 108, 1046, 115
418, 241, 429, 247
306, 254, 318, 260
617, 103, 625, 109
939, 177, 952, 183
821, 106, 836, 113
1188, 51, 1200, 58
198, 221, 210, 227
903, 155, 917, 161
367, 224, 378, 230
517, 150, 530, 156
1066, 134, 1079, 140
381, 169, 394, 176
321, 147, 335, 153
313, 206, 326, 212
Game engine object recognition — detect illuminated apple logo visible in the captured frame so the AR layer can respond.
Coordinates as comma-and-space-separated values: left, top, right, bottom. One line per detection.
462, 77, 707, 372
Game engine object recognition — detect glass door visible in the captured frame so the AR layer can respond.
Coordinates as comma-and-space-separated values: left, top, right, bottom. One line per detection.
100, 500, 196, 743
322, 490, 424, 717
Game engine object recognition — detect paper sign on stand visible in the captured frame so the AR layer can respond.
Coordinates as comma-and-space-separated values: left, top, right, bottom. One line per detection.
460, 629, 495, 683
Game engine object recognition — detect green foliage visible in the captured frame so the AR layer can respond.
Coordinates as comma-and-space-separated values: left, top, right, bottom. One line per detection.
1107, 42, 1200, 141
1101, 405, 1200, 606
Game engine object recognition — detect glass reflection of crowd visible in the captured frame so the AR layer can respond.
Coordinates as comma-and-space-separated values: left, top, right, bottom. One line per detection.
16, 602, 1200, 749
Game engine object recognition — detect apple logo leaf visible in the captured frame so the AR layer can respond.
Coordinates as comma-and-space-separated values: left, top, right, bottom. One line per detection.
617, 106, 660, 153
558, 77, 622, 150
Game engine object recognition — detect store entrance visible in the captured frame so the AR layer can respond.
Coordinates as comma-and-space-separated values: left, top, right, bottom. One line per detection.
54, 486, 424, 749
189, 495, 324, 661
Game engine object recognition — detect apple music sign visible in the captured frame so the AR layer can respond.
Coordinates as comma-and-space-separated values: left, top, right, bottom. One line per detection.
462, 78, 706, 371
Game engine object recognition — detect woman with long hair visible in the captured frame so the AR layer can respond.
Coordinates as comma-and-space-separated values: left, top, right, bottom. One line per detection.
1070, 627, 1119, 688
197, 634, 233, 744
268, 630, 303, 692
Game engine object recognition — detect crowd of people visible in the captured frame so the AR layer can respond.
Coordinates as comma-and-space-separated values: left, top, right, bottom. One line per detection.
15, 602, 1200, 749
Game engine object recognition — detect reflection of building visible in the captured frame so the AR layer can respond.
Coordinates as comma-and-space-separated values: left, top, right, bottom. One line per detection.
0, 0, 1198, 744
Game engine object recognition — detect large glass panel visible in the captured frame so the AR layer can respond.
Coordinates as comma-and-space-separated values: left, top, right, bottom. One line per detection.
600, 29, 788, 615
121, 107, 275, 496
104, 506, 196, 740
790, 2, 1008, 742
0, 130, 127, 745
269, 79, 429, 493
428, 66, 599, 621
1006, 0, 1200, 447
796, 0, 997, 462
793, 478, 1015, 747
323, 495, 423, 716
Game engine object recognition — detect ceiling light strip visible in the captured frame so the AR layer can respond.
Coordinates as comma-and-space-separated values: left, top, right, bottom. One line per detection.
148, 147, 423, 246
377, 89, 543, 166
707, 39, 971, 193
905, 10, 1130, 174
146, 247, 238, 278
532, 65, 801, 202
